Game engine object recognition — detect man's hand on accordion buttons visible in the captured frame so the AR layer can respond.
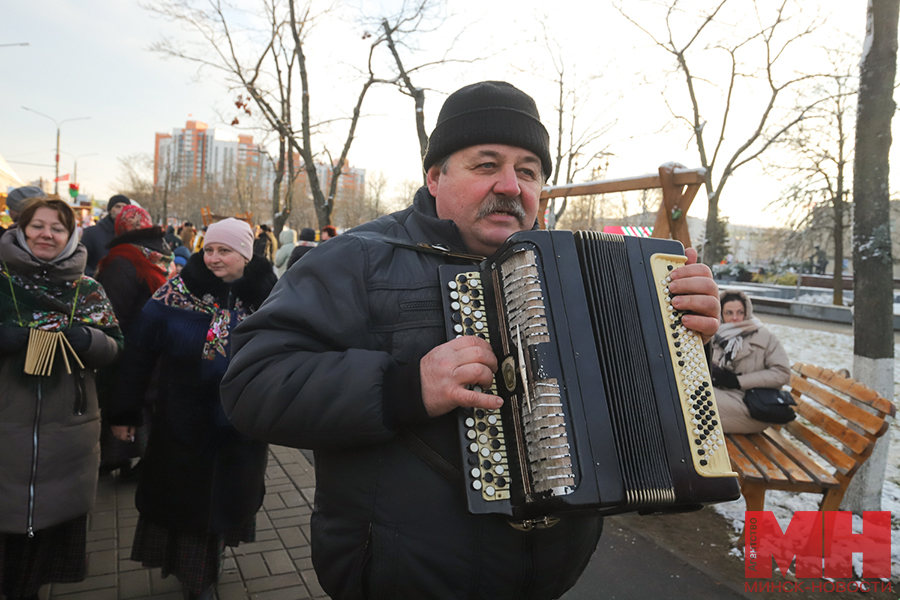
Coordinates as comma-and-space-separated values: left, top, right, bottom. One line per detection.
420, 336, 501, 418
667, 247, 720, 345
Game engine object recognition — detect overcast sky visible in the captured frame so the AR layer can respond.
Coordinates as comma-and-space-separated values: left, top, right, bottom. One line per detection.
1, 0, 877, 227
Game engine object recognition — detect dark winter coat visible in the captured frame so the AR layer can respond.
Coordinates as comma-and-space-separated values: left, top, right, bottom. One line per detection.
109, 253, 276, 534
285, 240, 318, 270
79, 214, 116, 277
0, 230, 122, 534
95, 227, 171, 334
221, 187, 603, 600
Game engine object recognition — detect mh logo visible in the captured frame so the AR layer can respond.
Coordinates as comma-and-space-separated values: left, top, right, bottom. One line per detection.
744, 511, 891, 579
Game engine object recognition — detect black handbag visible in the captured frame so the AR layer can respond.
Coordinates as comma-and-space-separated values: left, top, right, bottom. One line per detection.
742, 387, 797, 425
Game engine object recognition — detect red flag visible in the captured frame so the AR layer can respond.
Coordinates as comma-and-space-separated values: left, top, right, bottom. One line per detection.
54, 174, 70, 182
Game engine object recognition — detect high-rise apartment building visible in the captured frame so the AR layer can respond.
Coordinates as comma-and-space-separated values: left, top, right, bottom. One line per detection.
154, 121, 275, 192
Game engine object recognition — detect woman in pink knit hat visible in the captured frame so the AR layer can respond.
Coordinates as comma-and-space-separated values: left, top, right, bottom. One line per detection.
107, 217, 276, 599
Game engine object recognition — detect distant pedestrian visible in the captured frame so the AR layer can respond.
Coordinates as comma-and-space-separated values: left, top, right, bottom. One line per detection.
273, 227, 297, 277
180, 222, 196, 252
80, 194, 132, 276
94, 205, 173, 481
253, 224, 276, 264
286, 227, 318, 269
164, 225, 182, 250
0, 198, 122, 600
3, 185, 46, 230
108, 218, 275, 600
320, 224, 337, 241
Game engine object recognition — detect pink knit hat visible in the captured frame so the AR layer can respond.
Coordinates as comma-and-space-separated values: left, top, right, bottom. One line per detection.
204, 218, 254, 261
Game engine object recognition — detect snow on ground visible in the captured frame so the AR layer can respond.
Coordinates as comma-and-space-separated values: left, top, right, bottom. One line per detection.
711, 320, 900, 581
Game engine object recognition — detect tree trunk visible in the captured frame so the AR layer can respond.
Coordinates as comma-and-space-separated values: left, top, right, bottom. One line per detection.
842, 0, 899, 513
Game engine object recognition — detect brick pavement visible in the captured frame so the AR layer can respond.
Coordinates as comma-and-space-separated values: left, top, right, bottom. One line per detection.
44, 446, 329, 600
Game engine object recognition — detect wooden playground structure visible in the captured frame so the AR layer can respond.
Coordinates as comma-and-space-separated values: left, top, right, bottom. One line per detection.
538, 163, 706, 248
200, 206, 253, 227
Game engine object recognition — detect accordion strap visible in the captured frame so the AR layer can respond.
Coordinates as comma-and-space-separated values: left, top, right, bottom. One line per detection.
347, 231, 485, 262
400, 429, 463, 486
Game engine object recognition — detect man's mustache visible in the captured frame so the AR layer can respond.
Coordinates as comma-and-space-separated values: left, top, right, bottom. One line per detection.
476, 196, 527, 225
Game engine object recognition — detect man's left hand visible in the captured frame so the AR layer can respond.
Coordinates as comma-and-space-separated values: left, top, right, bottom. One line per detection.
667, 247, 719, 345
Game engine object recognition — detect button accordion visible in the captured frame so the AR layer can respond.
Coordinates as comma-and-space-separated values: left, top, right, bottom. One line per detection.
439, 230, 739, 520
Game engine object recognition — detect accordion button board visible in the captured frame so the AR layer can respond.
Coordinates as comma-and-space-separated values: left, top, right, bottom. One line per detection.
649, 254, 732, 477
446, 272, 512, 502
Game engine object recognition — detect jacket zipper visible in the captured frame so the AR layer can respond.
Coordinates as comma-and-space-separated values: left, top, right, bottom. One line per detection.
74, 370, 86, 415
28, 379, 43, 538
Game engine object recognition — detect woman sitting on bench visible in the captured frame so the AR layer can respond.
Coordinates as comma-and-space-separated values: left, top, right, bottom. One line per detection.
711, 290, 791, 433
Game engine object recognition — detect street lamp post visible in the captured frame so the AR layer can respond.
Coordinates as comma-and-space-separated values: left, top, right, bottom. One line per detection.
22, 107, 90, 195
61, 151, 98, 186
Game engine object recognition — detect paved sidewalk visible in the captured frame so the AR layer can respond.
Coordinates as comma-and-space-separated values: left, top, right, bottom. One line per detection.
45, 446, 328, 600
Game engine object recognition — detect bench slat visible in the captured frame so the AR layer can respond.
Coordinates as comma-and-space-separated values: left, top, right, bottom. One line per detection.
783, 420, 856, 475
724, 437, 765, 482
790, 375, 887, 436
792, 400, 872, 456
762, 429, 840, 488
728, 435, 790, 484
745, 432, 815, 485
794, 363, 896, 417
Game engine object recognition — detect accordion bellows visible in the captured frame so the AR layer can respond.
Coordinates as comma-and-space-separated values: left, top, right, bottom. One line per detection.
440, 230, 739, 520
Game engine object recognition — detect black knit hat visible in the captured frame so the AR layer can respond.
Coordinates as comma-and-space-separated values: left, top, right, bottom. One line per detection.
107, 194, 131, 212
423, 81, 552, 180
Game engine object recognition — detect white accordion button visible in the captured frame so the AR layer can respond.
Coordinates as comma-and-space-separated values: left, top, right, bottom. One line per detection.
470, 468, 481, 478
485, 486, 495, 497
472, 480, 483, 491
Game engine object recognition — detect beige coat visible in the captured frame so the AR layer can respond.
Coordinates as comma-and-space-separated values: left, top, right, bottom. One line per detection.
712, 291, 791, 433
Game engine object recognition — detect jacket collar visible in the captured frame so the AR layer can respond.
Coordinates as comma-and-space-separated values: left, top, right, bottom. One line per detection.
408, 187, 471, 255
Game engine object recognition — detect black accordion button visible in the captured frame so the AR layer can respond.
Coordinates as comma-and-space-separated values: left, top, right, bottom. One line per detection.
497, 477, 507, 487
697, 449, 705, 455
491, 440, 501, 449
484, 473, 494, 483
482, 460, 491, 470
700, 460, 708, 466
460, 284, 469, 293
489, 427, 499, 436
667, 265, 673, 271
451, 313, 462, 324
467, 456, 478, 465
458, 274, 468, 283
674, 342, 681, 348
477, 422, 487, 432
475, 410, 485, 418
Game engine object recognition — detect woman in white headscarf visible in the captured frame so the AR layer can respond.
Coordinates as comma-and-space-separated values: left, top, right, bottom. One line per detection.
710, 290, 791, 433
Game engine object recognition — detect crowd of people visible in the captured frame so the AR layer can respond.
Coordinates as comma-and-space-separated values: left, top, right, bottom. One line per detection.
0, 185, 329, 599
0, 80, 792, 600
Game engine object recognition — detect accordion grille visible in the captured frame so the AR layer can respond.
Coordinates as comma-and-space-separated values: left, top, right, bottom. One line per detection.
574, 231, 676, 507
501, 250, 574, 496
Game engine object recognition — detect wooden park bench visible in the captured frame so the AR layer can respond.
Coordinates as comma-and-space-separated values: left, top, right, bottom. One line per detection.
724, 363, 895, 512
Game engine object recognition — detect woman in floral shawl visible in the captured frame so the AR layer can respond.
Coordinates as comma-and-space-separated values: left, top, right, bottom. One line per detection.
0, 198, 122, 600
107, 218, 276, 600
95, 205, 173, 479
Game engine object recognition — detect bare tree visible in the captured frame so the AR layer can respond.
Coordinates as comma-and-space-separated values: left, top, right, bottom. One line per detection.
842, 0, 899, 514
375, 0, 479, 184
617, 0, 824, 264
144, 0, 442, 230
768, 44, 857, 305
115, 153, 157, 218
